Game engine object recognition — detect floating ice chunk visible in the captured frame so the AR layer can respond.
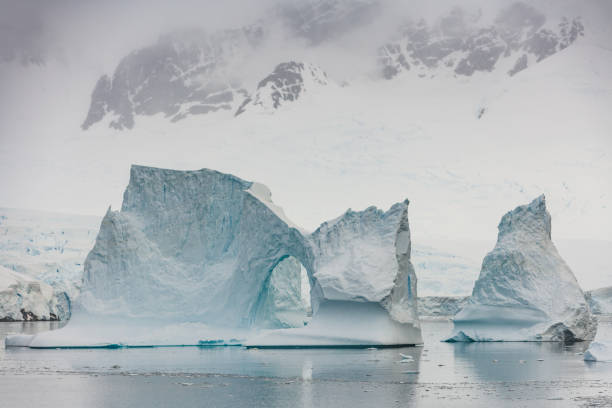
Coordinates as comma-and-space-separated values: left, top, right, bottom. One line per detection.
446, 195, 596, 342
584, 319, 612, 362
584, 341, 612, 362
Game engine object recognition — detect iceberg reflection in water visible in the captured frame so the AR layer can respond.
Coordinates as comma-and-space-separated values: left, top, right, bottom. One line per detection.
2, 319, 612, 408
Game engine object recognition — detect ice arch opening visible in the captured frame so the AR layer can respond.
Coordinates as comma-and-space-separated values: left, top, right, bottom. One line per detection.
251, 255, 312, 329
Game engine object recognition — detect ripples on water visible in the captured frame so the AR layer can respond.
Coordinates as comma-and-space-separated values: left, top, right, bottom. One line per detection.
1, 318, 611, 407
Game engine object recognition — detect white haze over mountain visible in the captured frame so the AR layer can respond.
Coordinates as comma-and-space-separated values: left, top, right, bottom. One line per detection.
0, 0, 611, 292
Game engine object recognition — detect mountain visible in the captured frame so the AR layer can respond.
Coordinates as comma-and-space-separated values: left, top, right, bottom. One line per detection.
81, 27, 263, 130
235, 61, 331, 116
1, 0, 611, 295
81, 1, 585, 130
379, 2, 583, 79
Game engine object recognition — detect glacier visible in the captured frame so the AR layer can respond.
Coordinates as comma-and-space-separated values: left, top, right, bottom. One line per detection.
245, 201, 423, 347
0, 207, 99, 307
0, 265, 69, 321
446, 195, 597, 342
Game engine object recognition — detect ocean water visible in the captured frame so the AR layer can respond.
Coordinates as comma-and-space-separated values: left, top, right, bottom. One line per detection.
1, 318, 611, 407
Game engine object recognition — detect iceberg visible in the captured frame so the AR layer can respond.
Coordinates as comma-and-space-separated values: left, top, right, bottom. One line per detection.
446, 195, 597, 342
6, 166, 421, 348
0, 265, 69, 321
7, 166, 315, 347
418, 296, 469, 318
584, 324, 612, 362
246, 201, 423, 347
586, 286, 612, 315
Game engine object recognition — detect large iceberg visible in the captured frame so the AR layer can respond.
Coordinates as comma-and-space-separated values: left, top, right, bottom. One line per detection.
7, 166, 315, 347
246, 201, 423, 347
0, 265, 69, 321
6, 166, 422, 348
447, 195, 597, 342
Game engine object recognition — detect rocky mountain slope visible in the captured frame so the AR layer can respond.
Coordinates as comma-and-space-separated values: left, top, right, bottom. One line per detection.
81, 1, 584, 129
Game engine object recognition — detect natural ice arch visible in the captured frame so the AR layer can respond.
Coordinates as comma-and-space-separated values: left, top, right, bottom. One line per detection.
251, 256, 312, 328
246, 201, 423, 347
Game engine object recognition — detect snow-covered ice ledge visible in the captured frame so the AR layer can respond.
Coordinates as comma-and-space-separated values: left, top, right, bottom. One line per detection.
446, 195, 597, 343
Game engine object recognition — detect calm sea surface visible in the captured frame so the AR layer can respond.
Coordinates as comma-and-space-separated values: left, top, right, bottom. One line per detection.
1, 318, 611, 407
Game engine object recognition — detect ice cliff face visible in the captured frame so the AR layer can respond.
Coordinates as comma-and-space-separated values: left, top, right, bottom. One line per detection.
308, 202, 418, 323
0, 265, 69, 321
447, 195, 596, 342
246, 200, 423, 347
81, 165, 314, 328
379, 3, 583, 79
235, 62, 330, 116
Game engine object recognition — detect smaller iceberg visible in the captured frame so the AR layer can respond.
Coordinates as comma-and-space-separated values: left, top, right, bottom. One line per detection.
246, 201, 423, 347
586, 286, 612, 315
446, 195, 597, 342
584, 316, 612, 362
584, 340, 612, 362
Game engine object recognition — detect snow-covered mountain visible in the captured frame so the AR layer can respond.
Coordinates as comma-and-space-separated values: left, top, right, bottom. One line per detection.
81, 1, 585, 129
81, 27, 263, 130
236, 61, 331, 115
1, 0, 611, 296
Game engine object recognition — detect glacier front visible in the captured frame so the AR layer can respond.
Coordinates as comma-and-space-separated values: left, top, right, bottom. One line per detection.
246, 201, 423, 347
0, 265, 69, 321
446, 195, 597, 342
